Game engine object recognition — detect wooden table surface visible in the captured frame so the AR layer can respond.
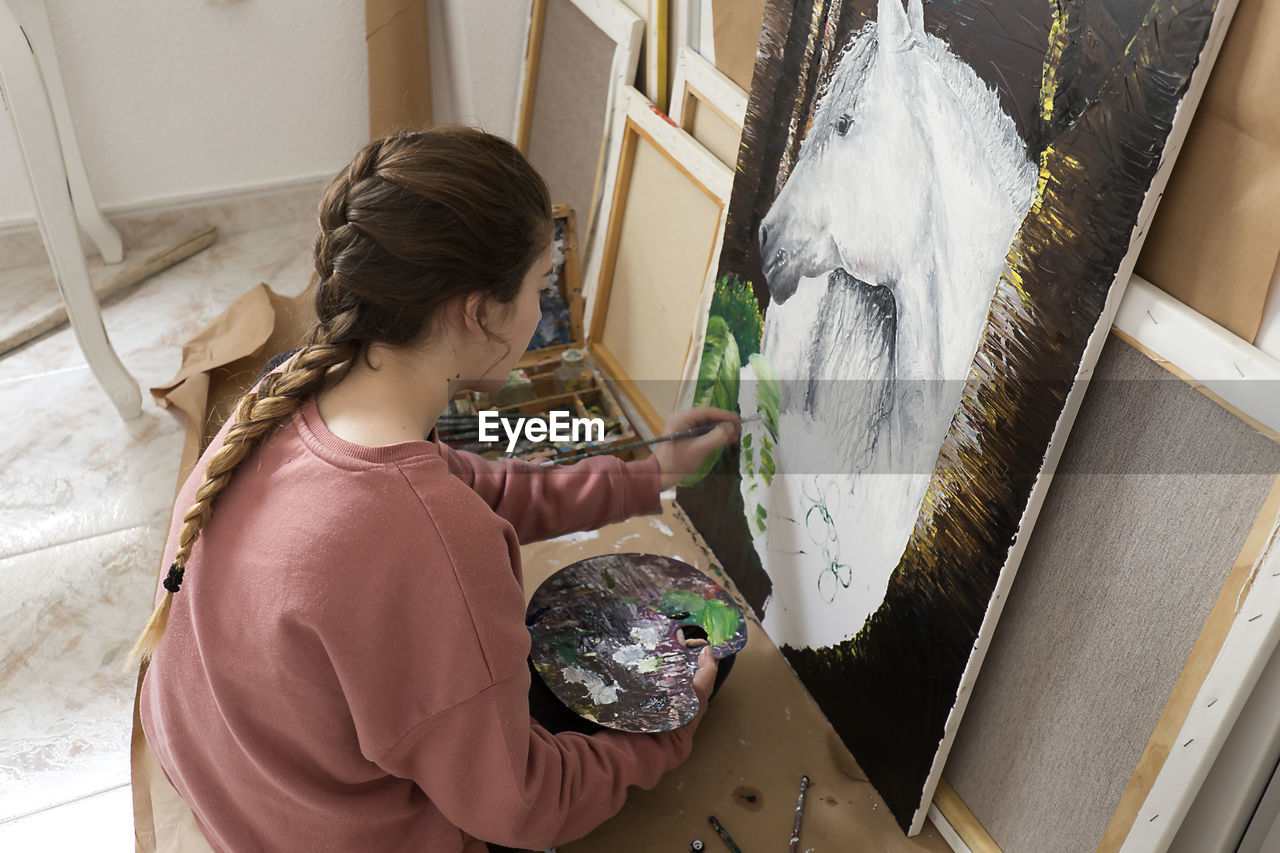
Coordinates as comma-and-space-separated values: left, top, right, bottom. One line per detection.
519, 497, 954, 853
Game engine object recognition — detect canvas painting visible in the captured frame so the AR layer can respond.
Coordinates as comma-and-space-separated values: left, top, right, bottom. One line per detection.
677, 0, 1235, 833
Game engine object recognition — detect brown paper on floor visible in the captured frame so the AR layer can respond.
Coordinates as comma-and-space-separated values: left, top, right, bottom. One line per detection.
521, 502, 952, 852
1135, 0, 1280, 342
131, 282, 316, 853
366, 0, 433, 139
711, 0, 768, 92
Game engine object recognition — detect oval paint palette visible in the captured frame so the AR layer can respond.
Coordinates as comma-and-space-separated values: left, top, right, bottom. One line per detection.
526, 553, 748, 733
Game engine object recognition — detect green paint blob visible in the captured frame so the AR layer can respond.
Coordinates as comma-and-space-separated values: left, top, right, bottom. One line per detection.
660, 589, 741, 646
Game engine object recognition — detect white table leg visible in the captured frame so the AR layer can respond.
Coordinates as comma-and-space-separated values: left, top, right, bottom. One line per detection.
0, 3, 142, 419
7, 0, 123, 264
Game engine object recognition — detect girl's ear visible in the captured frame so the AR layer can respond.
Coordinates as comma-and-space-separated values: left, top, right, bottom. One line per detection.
459, 293, 487, 333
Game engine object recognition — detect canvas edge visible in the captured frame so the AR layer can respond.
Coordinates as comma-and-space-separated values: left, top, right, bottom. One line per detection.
1115, 277, 1280, 437
669, 45, 749, 128
670, 0, 701, 93
928, 805, 977, 853
696, 0, 716, 62
907, 0, 1246, 835
1119, 521, 1280, 851
1110, 297, 1280, 847
668, 46, 748, 412
511, 0, 543, 150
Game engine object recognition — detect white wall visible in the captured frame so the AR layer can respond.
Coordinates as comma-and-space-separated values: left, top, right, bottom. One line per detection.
0, 0, 536, 229
427, 0, 529, 138
0, 0, 369, 227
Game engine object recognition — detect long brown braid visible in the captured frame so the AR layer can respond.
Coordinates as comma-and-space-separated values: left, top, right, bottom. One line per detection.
127, 127, 552, 667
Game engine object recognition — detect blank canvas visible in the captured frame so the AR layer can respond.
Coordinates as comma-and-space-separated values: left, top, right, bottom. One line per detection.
597, 133, 722, 427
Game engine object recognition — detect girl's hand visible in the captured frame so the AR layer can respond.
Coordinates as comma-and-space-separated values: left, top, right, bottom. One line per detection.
678, 628, 719, 713
652, 407, 740, 491
691, 646, 718, 711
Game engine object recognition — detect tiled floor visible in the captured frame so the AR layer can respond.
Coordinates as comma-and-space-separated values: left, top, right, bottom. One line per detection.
0, 213, 316, 849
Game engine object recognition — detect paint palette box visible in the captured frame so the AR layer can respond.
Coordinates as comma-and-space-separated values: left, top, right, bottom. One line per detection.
441, 368, 639, 463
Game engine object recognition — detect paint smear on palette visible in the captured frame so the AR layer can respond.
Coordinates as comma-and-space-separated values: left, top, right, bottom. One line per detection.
526, 553, 748, 732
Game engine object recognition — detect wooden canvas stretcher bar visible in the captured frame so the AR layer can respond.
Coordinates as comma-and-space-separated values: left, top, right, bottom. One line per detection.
1106, 279, 1280, 852
582, 86, 733, 436
930, 277, 1280, 852
669, 45, 747, 170
666, 47, 748, 416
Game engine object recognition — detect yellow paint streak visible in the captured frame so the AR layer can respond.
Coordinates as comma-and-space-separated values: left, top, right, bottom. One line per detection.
1039, 2, 1069, 124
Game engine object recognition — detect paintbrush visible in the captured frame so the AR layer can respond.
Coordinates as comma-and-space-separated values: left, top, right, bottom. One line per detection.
788, 775, 810, 853
538, 414, 764, 467
707, 815, 744, 853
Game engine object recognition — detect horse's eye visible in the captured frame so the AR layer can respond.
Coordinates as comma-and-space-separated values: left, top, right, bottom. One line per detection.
836, 114, 853, 136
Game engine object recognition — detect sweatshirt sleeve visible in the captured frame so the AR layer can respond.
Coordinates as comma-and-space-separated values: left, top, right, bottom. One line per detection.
436, 444, 663, 543
375, 671, 705, 849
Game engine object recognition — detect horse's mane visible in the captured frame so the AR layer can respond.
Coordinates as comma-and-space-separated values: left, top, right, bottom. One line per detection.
915, 30, 1033, 208
808, 21, 1032, 211
807, 23, 880, 151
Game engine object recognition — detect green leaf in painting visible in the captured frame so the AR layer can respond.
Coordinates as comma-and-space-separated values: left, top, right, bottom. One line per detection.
680, 316, 742, 488
747, 353, 780, 444
710, 275, 764, 360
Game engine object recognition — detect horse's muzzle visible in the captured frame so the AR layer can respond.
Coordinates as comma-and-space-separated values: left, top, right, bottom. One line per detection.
759, 225, 798, 304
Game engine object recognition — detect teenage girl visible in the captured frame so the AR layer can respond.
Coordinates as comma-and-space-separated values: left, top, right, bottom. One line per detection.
131, 127, 739, 852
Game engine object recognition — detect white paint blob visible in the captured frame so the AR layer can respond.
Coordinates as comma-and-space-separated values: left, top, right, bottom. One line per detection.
612, 645, 662, 673
629, 624, 665, 649
562, 665, 619, 704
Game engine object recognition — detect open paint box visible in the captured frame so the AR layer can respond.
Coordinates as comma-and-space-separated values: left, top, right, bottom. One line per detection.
438, 205, 642, 464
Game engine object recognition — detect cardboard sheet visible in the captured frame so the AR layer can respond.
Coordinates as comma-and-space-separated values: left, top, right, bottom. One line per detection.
521, 501, 953, 852
1134, 0, 1280, 342
148, 282, 318, 486
365, 0, 433, 138
709, 0, 767, 91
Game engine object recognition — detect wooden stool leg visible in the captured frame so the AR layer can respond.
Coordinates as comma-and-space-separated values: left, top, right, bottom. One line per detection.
6, 0, 124, 264
0, 3, 142, 419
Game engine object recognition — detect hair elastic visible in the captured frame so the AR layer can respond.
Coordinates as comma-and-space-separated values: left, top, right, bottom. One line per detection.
162, 563, 185, 594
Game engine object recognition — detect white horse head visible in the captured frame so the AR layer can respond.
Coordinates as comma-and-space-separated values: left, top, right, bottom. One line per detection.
740, 0, 1038, 649
758, 0, 1035, 384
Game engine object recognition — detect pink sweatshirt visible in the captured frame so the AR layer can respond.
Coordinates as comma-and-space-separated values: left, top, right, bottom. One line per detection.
140, 396, 701, 851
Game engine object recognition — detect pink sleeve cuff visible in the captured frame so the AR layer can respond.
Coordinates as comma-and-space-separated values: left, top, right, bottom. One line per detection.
620, 455, 663, 518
